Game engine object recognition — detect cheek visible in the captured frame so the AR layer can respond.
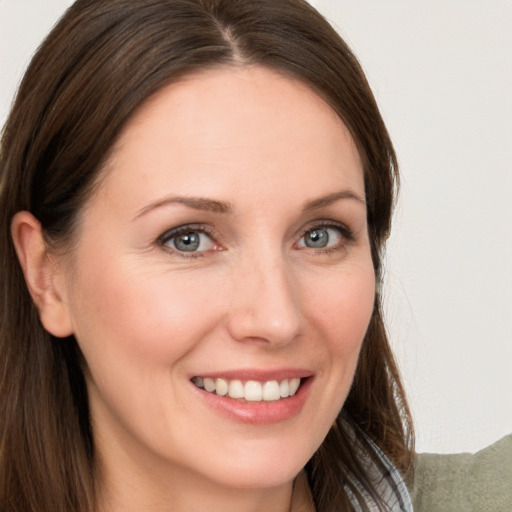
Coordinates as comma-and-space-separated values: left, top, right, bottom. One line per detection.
305, 263, 375, 399
310, 264, 375, 347
66, 260, 226, 446
67, 255, 224, 386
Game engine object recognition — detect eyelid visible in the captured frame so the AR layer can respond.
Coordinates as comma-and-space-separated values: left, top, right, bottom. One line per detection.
157, 223, 211, 244
302, 219, 354, 237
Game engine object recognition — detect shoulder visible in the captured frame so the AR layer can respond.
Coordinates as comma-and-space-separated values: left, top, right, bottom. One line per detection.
406, 434, 512, 512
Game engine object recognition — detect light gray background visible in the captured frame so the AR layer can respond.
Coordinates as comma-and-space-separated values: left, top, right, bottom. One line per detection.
1, 1, 511, 454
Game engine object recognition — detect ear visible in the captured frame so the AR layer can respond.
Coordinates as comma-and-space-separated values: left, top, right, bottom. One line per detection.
11, 211, 74, 338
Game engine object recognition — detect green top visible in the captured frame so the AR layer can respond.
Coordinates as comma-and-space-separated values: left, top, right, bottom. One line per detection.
406, 434, 512, 512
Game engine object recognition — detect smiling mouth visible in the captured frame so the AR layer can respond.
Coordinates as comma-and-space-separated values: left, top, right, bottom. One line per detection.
192, 376, 302, 402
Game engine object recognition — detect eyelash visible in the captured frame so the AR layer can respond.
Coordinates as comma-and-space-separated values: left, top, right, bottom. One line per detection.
157, 221, 355, 259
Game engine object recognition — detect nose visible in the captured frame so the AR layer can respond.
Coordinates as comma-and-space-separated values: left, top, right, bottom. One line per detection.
226, 252, 304, 347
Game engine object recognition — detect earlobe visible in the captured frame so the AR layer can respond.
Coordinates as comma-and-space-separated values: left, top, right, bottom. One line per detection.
11, 211, 74, 338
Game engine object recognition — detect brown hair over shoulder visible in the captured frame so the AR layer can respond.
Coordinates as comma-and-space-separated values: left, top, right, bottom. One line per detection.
0, 1, 413, 511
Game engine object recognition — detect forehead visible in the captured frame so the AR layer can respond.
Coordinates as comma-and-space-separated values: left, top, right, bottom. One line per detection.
99, 65, 364, 211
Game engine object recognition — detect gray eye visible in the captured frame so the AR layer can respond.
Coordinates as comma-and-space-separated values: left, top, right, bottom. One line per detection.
303, 228, 330, 248
173, 232, 201, 252
161, 228, 216, 254
298, 226, 343, 250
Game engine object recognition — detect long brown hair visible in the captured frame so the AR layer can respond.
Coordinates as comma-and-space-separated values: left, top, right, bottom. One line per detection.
0, 1, 413, 510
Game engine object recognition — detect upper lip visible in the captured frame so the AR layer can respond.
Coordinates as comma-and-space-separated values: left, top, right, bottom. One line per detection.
190, 368, 313, 381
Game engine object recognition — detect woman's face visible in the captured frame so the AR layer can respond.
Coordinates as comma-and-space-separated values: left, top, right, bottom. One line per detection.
57, 66, 375, 496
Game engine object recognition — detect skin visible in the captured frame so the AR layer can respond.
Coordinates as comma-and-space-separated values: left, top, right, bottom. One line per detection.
13, 66, 375, 512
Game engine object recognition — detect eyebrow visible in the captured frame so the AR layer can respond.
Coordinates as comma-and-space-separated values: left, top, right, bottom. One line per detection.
134, 196, 232, 219
134, 189, 364, 220
303, 190, 365, 211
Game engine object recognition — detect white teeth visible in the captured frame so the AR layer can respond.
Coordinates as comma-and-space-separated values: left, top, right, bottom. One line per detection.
262, 380, 280, 401
228, 379, 244, 399
279, 379, 290, 398
193, 376, 303, 401
215, 378, 228, 396
244, 381, 262, 401
289, 378, 300, 395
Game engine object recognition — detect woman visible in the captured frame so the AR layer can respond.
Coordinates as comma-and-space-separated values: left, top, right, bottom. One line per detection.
0, 1, 414, 511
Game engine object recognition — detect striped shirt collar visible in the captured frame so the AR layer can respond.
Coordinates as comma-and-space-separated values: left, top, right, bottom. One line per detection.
346, 436, 413, 512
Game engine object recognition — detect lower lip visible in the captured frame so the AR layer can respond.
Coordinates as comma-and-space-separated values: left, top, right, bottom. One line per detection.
193, 378, 313, 425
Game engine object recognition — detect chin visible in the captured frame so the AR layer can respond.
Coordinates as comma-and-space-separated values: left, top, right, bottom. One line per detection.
194, 437, 315, 490
210, 463, 302, 491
